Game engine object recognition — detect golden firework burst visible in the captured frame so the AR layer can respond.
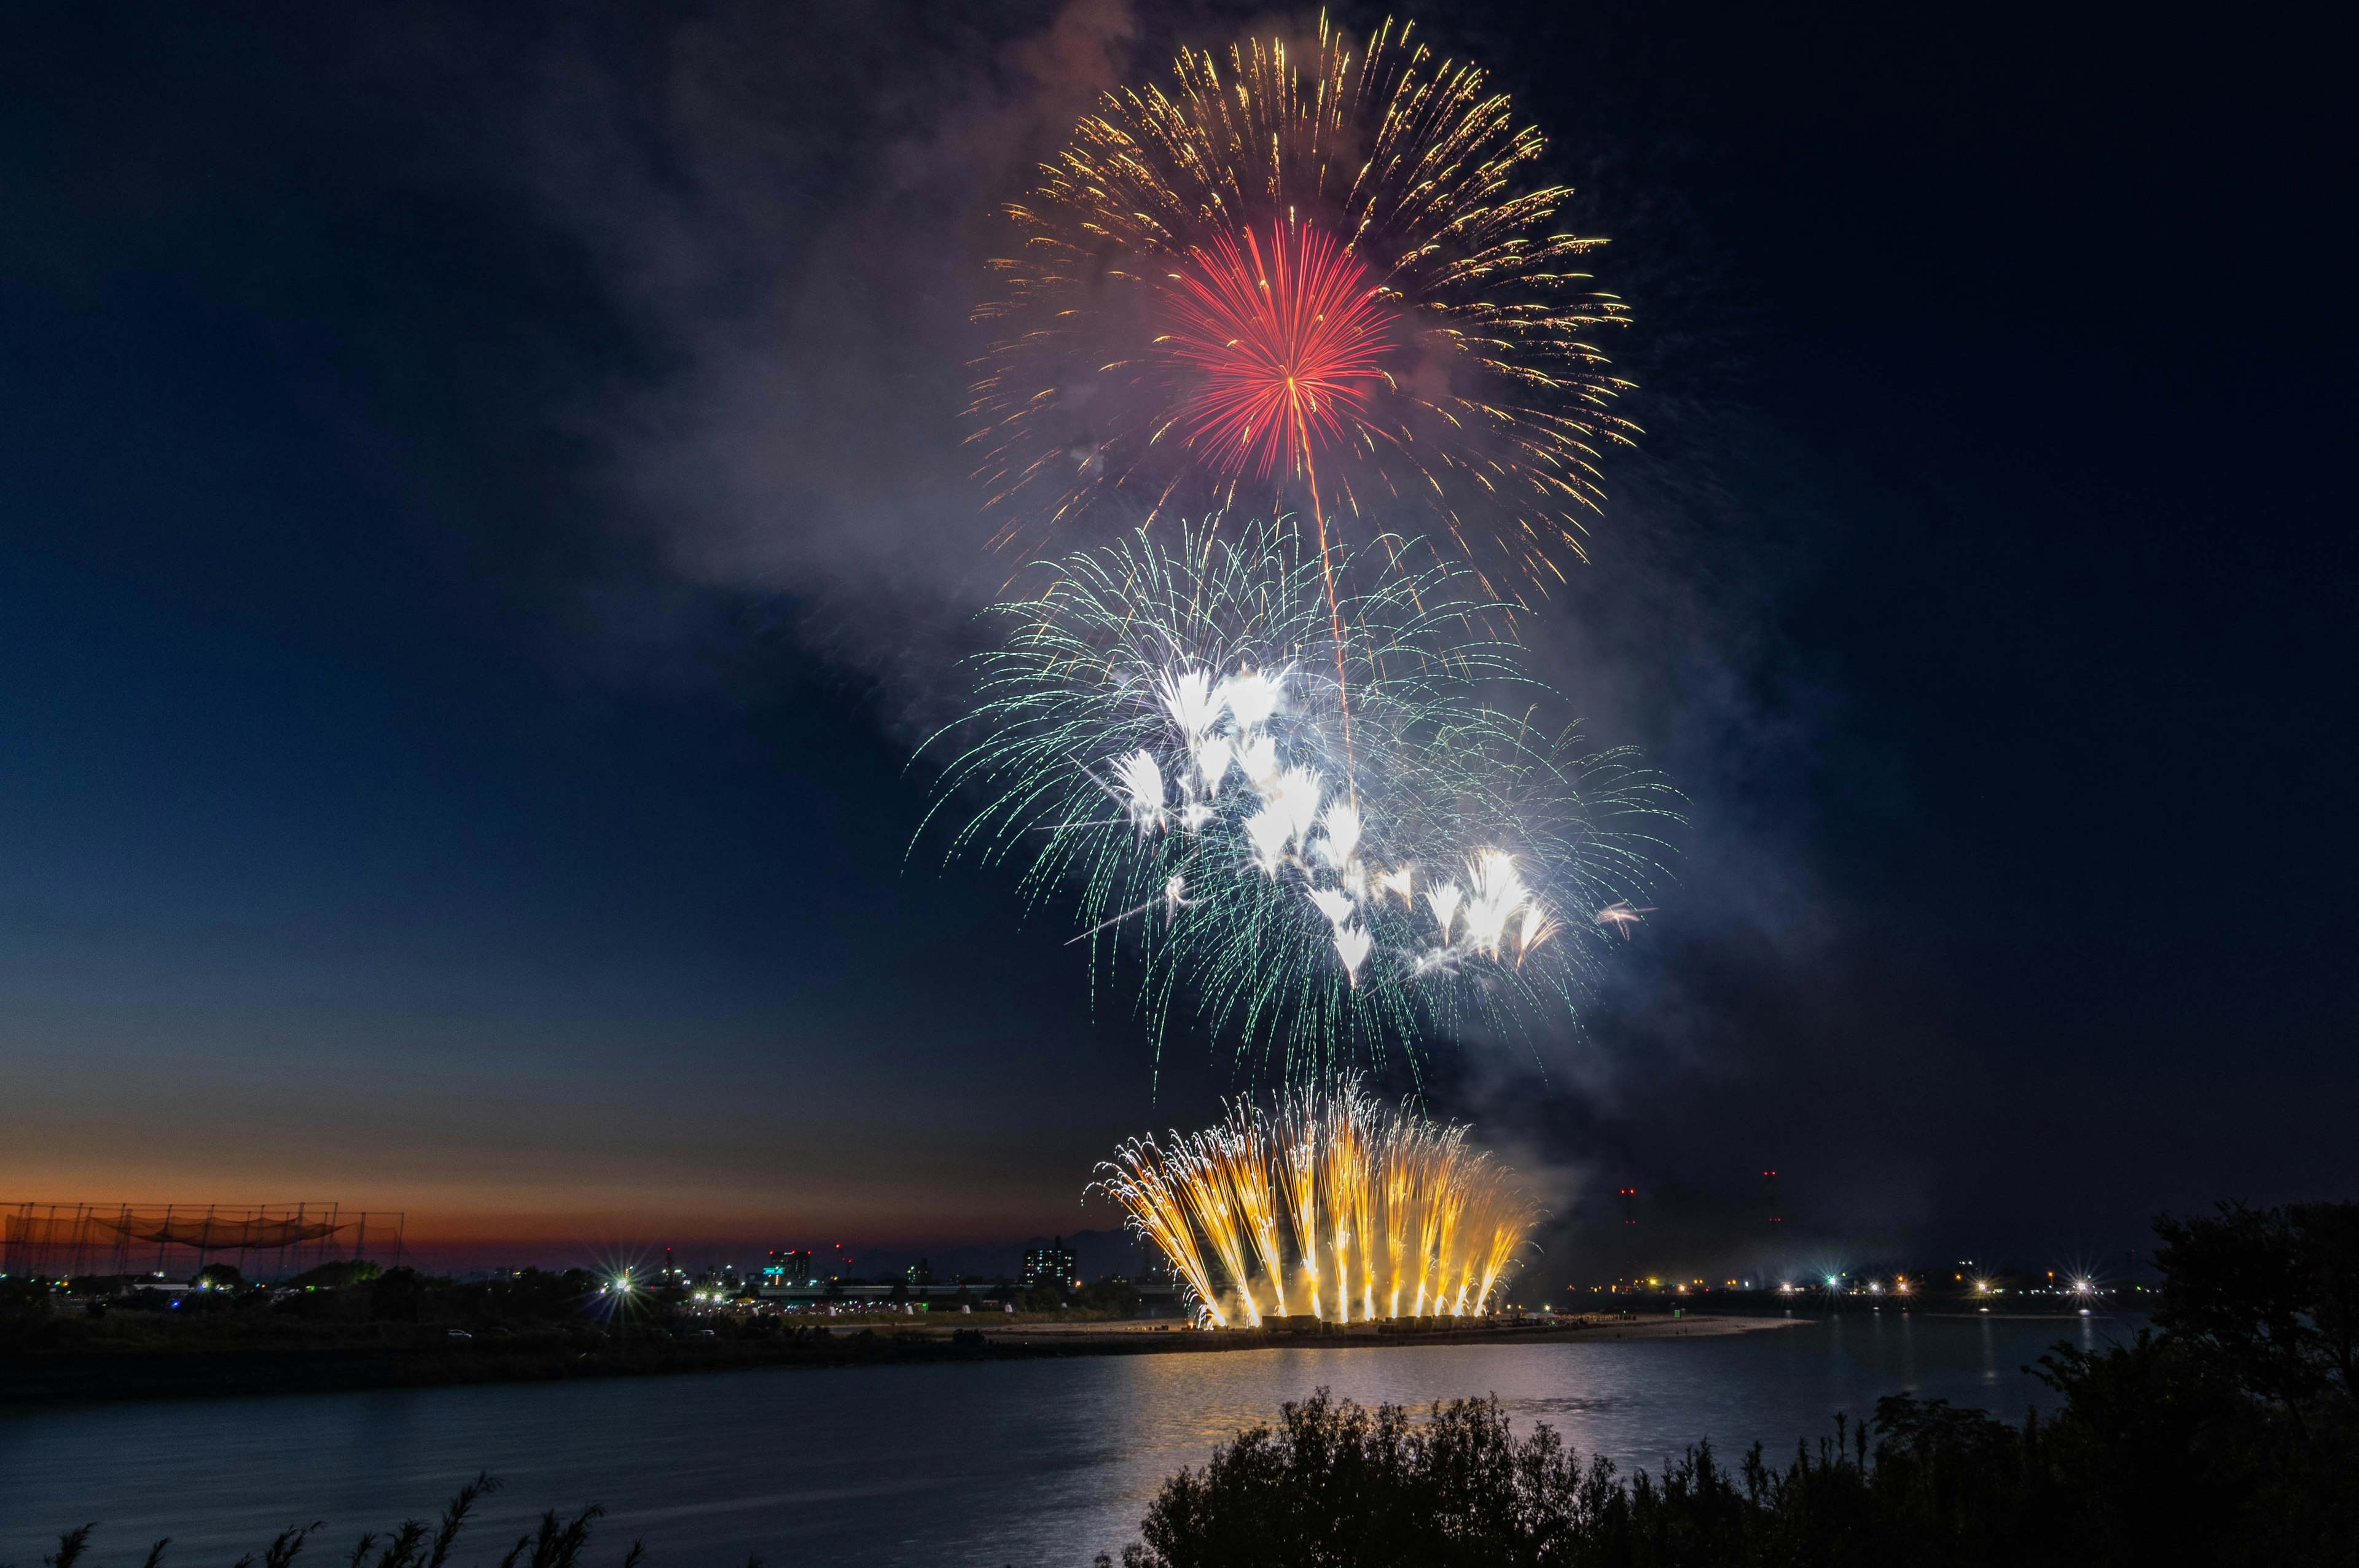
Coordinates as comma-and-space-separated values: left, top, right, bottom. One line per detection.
970, 14, 1639, 601
1095, 1080, 1541, 1327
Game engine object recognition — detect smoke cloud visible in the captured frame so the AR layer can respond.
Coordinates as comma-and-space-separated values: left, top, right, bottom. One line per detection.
499, 0, 1142, 724
476, 0, 1888, 1264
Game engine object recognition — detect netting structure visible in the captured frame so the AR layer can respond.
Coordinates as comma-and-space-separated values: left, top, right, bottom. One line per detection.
2, 1202, 404, 1282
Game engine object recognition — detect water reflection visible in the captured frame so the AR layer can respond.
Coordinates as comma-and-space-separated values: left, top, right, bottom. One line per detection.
1, 1317, 2117, 1568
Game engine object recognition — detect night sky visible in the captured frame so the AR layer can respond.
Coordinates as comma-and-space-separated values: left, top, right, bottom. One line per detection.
1, 1, 2349, 1284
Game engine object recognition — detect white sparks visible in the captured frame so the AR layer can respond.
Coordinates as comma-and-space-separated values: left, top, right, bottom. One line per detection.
1264, 766, 1324, 847
1243, 809, 1292, 875
1307, 886, 1356, 926
1084, 641, 1630, 1002
1157, 665, 1224, 741
1516, 902, 1560, 955
1316, 800, 1363, 867
1236, 731, 1280, 789
1425, 881, 1463, 944
1594, 900, 1656, 938
1192, 734, 1235, 796
1112, 748, 1166, 833
1461, 850, 1529, 958
1334, 923, 1372, 985
1217, 669, 1283, 731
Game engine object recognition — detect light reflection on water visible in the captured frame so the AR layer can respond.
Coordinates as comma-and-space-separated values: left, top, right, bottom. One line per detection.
1, 1316, 2122, 1567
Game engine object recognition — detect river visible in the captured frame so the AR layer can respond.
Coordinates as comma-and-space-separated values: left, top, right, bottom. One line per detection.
1, 1313, 2122, 1566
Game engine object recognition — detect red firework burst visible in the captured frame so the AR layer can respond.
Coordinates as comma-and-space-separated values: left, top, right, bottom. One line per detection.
1157, 222, 1395, 479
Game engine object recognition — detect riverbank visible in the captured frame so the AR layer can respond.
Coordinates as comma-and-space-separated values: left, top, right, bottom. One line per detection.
0, 1311, 1804, 1406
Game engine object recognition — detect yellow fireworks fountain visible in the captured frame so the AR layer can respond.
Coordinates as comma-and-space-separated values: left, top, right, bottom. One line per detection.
1094, 1082, 1539, 1327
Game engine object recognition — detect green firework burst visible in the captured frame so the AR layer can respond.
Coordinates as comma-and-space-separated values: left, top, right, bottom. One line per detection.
919, 516, 1678, 1077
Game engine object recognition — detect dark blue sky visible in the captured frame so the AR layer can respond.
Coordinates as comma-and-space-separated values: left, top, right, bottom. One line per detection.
1, 0, 2349, 1282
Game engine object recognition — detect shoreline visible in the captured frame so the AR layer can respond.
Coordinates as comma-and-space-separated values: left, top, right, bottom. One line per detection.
0, 1311, 1807, 1408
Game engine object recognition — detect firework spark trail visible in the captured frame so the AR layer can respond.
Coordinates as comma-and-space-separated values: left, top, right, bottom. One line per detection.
1094, 1081, 1539, 1327
1281, 1105, 1324, 1319
1162, 215, 1392, 790
1101, 1137, 1224, 1316
1159, 221, 1395, 478
1215, 1108, 1293, 1317
917, 516, 1678, 1075
970, 15, 1638, 601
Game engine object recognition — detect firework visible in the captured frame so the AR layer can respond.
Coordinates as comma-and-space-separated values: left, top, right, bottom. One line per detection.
969, 15, 1638, 601
918, 516, 1676, 1074
1095, 1080, 1539, 1327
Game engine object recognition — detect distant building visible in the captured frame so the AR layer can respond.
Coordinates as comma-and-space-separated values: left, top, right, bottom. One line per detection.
765, 1249, 813, 1287
1022, 1236, 1078, 1290
906, 1257, 934, 1286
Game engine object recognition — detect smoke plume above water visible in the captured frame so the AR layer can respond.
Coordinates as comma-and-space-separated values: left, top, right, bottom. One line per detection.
488, 1, 1860, 1174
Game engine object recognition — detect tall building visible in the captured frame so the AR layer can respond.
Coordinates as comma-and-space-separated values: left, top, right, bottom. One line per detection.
906, 1257, 934, 1286
765, 1249, 813, 1287
1022, 1236, 1078, 1290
